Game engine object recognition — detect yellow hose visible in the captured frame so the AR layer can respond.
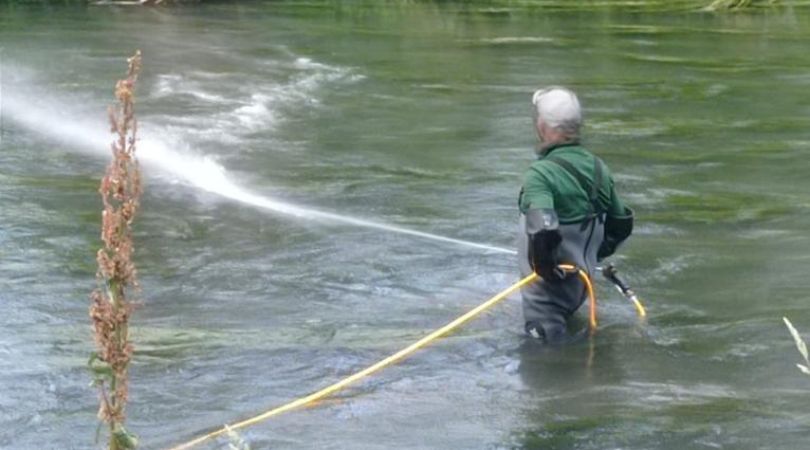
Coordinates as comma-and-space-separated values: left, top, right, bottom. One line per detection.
581, 269, 597, 330
631, 296, 647, 318
168, 272, 551, 450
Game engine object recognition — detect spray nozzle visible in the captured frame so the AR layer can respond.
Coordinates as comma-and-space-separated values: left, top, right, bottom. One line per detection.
602, 263, 631, 295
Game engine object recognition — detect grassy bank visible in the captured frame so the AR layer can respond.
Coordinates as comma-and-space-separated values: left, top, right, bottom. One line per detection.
0, 0, 805, 10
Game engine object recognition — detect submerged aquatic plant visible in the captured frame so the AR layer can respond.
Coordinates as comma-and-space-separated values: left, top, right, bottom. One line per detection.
783, 317, 810, 376
89, 50, 143, 450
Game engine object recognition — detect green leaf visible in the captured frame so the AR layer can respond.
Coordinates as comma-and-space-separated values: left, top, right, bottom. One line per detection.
797, 364, 810, 375
87, 352, 114, 385
113, 425, 138, 449
783, 317, 809, 363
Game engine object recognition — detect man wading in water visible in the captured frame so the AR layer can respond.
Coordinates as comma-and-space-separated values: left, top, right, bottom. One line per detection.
518, 87, 633, 343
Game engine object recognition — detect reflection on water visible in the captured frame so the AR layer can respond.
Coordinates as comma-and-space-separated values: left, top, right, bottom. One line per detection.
2, 2, 810, 449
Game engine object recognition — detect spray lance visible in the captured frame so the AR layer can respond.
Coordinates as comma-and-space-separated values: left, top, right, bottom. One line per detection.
600, 263, 646, 318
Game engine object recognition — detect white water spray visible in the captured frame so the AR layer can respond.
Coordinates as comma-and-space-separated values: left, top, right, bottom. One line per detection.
4, 92, 516, 256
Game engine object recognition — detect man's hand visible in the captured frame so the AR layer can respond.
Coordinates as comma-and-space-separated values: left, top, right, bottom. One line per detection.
530, 229, 564, 282
597, 206, 633, 261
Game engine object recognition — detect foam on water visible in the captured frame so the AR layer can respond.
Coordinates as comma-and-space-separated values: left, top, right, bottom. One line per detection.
152, 73, 230, 104
3, 72, 514, 256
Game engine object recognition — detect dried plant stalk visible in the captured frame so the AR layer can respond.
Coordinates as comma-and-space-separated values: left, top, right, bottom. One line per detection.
89, 50, 143, 450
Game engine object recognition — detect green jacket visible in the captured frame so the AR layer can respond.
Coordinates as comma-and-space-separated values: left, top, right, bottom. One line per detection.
519, 143, 626, 224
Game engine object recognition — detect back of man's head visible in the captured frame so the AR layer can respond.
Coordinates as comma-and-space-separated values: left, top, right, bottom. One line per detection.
532, 87, 582, 138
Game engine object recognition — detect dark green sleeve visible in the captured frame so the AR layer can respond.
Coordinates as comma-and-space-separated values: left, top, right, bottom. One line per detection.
520, 166, 554, 214
607, 178, 629, 217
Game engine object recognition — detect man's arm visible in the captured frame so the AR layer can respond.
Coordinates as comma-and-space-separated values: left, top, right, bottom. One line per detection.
598, 179, 633, 261
520, 166, 554, 213
522, 167, 564, 282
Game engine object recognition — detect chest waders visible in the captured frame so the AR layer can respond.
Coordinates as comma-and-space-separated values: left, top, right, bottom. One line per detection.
518, 155, 607, 342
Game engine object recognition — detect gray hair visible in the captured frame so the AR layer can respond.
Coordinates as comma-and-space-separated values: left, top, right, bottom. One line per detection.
532, 86, 582, 138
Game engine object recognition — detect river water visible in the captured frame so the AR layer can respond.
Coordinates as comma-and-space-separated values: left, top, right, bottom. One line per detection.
2, 2, 810, 449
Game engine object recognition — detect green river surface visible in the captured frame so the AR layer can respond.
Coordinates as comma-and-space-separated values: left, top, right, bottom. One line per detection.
2, 2, 810, 449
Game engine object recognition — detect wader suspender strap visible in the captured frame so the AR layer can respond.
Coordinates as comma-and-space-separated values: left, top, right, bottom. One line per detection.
546, 156, 605, 229
518, 187, 524, 208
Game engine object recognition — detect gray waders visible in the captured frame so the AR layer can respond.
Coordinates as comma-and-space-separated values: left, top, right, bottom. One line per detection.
518, 214, 604, 342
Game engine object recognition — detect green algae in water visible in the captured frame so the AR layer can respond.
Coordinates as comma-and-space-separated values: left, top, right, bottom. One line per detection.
516, 397, 776, 449
517, 415, 626, 448
643, 191, 794, 224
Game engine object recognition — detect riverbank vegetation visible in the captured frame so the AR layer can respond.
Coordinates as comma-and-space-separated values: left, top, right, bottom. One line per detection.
706, 0, 779, 9
0, 0, 803, 11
